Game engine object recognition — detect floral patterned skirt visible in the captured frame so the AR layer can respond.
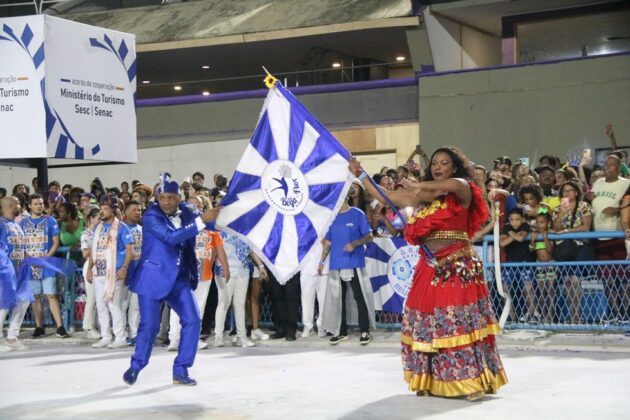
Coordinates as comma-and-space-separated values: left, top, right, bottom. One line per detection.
401, 243, 507, 397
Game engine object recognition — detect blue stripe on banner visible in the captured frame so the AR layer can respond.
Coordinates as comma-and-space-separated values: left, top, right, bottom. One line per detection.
2, 24, 20, 46
277, 84, 350, 161
20, 24, 33, 48
118, 40, 128, 61
221, 172, 261, 207
298, 139, 336, 174
91, 144, 100, 155
54, 112, 85, 159
263, 212, 284, 264
308, 183, 344, 210
103, 34, 118, 59
287, 104, 305, 162
44, 101, 56, 139
382, 295, 404, 313
39, 78, 45, 101
127, 59, 137, 82
294, 213, 317, 261
60, 79, 71, 83
55, 134, 68, 158
366, 242, 391, 264
227, 200, 270, 237
0, 35, 11, 41
370, 274, 389, 291
250, 111, 278, 163
89, 38, 108, 51
33, 44, 44, 69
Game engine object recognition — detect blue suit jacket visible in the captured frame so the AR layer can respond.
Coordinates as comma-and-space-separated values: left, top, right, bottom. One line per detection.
128, 202, 214, 300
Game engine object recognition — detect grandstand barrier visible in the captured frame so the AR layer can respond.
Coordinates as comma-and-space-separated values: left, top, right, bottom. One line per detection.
481, 230, 629, 333
13, 232, 629, 334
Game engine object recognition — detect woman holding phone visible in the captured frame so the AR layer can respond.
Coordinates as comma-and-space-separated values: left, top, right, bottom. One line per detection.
552, 180, 594, 324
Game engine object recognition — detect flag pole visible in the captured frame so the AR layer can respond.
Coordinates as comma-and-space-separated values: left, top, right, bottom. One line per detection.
358, 163, 407, 227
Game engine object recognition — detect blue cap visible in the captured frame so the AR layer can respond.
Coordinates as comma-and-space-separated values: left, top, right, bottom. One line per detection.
156, 172, 179, 195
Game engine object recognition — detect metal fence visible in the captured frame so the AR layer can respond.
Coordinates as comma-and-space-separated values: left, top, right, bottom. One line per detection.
481, 230, 629, 332
14, 231, 630, 334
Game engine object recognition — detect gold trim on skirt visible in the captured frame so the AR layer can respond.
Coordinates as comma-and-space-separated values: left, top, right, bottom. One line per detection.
401, 323, 500, 353
404, 368, 508, 397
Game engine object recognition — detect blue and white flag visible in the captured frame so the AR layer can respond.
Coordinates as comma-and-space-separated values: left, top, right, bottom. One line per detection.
216, 83, 353, 283
365, 237, 419, 313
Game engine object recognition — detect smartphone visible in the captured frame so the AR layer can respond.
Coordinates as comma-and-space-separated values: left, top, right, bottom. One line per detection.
523, 204, 532, 214
561, 197, 571, 210
583, 149, 592, 160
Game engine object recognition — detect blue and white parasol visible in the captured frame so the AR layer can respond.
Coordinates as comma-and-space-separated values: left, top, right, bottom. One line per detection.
217, 82, 353, 283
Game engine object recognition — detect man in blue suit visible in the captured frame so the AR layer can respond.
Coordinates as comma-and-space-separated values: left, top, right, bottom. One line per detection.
123, 173, 220, 386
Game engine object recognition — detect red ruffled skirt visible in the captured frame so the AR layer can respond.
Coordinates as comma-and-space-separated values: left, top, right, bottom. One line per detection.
401, 243, 508, 397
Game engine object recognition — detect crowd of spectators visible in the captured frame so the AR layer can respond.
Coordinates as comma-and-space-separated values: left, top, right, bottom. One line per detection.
1, 125, 629, 352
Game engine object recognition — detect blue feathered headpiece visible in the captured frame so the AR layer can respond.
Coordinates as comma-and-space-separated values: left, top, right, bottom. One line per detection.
156, 172, 179, 195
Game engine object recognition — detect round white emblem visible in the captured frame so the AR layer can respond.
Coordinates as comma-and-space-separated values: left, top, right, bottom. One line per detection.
387, 246, 419, 298
261, 160, 309, 216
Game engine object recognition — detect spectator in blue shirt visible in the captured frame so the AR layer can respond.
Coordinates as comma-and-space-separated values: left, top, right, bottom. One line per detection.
21, 194, 68, 338
319, 187, 374, 345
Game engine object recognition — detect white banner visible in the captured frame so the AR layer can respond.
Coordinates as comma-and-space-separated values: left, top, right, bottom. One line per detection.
0, 15, 137, 163
44, 16, 137, 162
0, 16, 46, 158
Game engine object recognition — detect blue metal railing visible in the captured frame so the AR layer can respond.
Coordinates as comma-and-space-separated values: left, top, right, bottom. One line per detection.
481, 230, 629, 332
15, 232, 630, 334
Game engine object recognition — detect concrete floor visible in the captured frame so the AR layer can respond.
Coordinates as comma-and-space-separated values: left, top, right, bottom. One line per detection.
1, 338, 629, 420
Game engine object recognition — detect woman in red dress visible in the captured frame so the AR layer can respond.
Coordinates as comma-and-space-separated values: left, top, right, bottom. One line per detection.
351, 147, 507, 401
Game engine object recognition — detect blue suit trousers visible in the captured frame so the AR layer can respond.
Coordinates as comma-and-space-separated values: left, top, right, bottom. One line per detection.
130, 275, 200, 377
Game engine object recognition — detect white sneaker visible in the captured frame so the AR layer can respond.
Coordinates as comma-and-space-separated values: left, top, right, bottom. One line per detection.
231, 336, 238, 347
213, 336, 225, 347
5, 339, 29, 351
238, 338, 256, 348
318, 329, 328, 338
167, 341, 179, 352
251, 328, 270, 341
92, 338, 112, 348
301, 327, 312, 338
86, 330, 102, 339
0, 340, 13, 352
198, 340, 209, 350
107, 339, 129, 349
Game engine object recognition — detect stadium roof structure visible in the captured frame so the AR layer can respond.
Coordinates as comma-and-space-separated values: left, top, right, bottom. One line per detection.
57, 0, 417, 51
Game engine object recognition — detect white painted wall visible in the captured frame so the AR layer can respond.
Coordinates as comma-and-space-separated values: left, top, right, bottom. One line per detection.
0, 139, 249, 191
424, 12, 463, 71
424, 9, 501, 71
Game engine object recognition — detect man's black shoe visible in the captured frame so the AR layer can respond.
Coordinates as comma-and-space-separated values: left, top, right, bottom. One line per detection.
270, 332, 286, 340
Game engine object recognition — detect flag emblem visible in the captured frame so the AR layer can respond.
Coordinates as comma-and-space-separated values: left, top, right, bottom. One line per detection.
261, 160, 309, 216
